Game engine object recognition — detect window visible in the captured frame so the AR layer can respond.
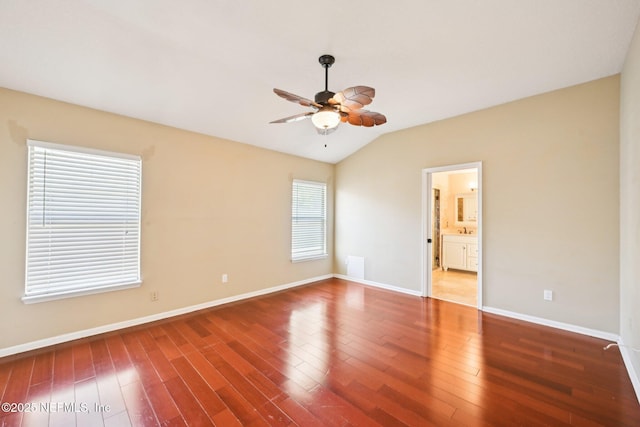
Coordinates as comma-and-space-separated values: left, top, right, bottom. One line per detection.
24, 140, 142, 303
291, 179, 327, 261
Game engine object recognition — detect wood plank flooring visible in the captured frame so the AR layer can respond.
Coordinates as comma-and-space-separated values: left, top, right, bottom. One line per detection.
1, 278, 639, 426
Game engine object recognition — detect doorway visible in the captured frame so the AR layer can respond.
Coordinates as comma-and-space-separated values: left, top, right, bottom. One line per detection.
422, 162, 482, 308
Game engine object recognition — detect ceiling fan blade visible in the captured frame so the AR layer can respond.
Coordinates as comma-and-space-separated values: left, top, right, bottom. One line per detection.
270, 112, 314, 124
344, 110, 387, 127
273, 88, 322, 108
330, 86, 375, 111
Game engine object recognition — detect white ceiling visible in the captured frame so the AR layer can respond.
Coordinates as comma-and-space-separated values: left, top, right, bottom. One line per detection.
1, 1, 639, 164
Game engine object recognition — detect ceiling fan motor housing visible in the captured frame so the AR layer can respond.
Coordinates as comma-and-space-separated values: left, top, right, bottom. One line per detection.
314, 90, 335, 105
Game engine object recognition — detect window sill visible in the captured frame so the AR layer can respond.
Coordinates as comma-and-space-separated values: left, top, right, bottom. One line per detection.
22, 281, 141, 304
291, 254, 328, 263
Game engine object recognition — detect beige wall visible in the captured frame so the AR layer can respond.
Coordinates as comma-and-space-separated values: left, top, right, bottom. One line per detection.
0, 88, 334, 350
335, 76, 620, 333
620, 18, 640, 381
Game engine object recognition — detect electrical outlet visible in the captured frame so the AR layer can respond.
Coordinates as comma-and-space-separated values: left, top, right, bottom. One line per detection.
543, 290, 553, 301
150, 291, 159, 301
222, 274, 228, 283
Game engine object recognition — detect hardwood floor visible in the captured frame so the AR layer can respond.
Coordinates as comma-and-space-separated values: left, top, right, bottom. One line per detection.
1, 278, 639, 426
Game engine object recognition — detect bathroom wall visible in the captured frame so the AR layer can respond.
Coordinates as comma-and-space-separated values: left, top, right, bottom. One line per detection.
440, 171, 478, 234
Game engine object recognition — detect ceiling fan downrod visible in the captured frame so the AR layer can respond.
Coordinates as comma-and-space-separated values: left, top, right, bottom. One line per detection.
315, 54, 335, 104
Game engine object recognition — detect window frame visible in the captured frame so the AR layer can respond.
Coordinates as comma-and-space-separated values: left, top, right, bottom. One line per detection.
291, 179, 328, 262
23, 139, 142, 303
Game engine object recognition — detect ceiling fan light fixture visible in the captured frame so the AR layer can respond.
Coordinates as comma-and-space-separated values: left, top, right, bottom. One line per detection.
311, 107, 341, 131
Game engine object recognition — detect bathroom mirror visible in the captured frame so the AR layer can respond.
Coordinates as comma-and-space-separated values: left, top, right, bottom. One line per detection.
455, 193, 478, 225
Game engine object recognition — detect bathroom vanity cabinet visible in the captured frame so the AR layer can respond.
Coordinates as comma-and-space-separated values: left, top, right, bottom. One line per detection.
442, 234, 478, 272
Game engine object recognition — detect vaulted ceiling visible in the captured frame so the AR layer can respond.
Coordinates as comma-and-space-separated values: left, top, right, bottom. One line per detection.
2, 1, 639, 163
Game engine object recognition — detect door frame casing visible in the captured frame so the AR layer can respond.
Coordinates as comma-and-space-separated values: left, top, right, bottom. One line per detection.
421, 161, 483, 309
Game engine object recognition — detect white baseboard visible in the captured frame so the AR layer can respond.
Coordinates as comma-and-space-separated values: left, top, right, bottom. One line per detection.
0, 274, 333, 358
333, 274, 423, 297
482, 306, 619, 341
617, 338, 640, 405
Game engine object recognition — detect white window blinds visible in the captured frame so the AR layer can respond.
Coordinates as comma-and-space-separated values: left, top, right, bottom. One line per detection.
24, 140, 142, 303
291, 179, 327, 261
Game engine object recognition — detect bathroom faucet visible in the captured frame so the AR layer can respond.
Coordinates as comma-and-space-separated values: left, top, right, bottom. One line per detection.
463, 227, 467, 234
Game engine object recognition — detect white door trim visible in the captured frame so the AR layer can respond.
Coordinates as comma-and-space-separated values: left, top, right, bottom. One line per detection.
421, 162, 483, 309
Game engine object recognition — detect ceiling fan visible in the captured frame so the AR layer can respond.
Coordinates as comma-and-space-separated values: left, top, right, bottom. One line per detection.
270, 55, 386, 135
